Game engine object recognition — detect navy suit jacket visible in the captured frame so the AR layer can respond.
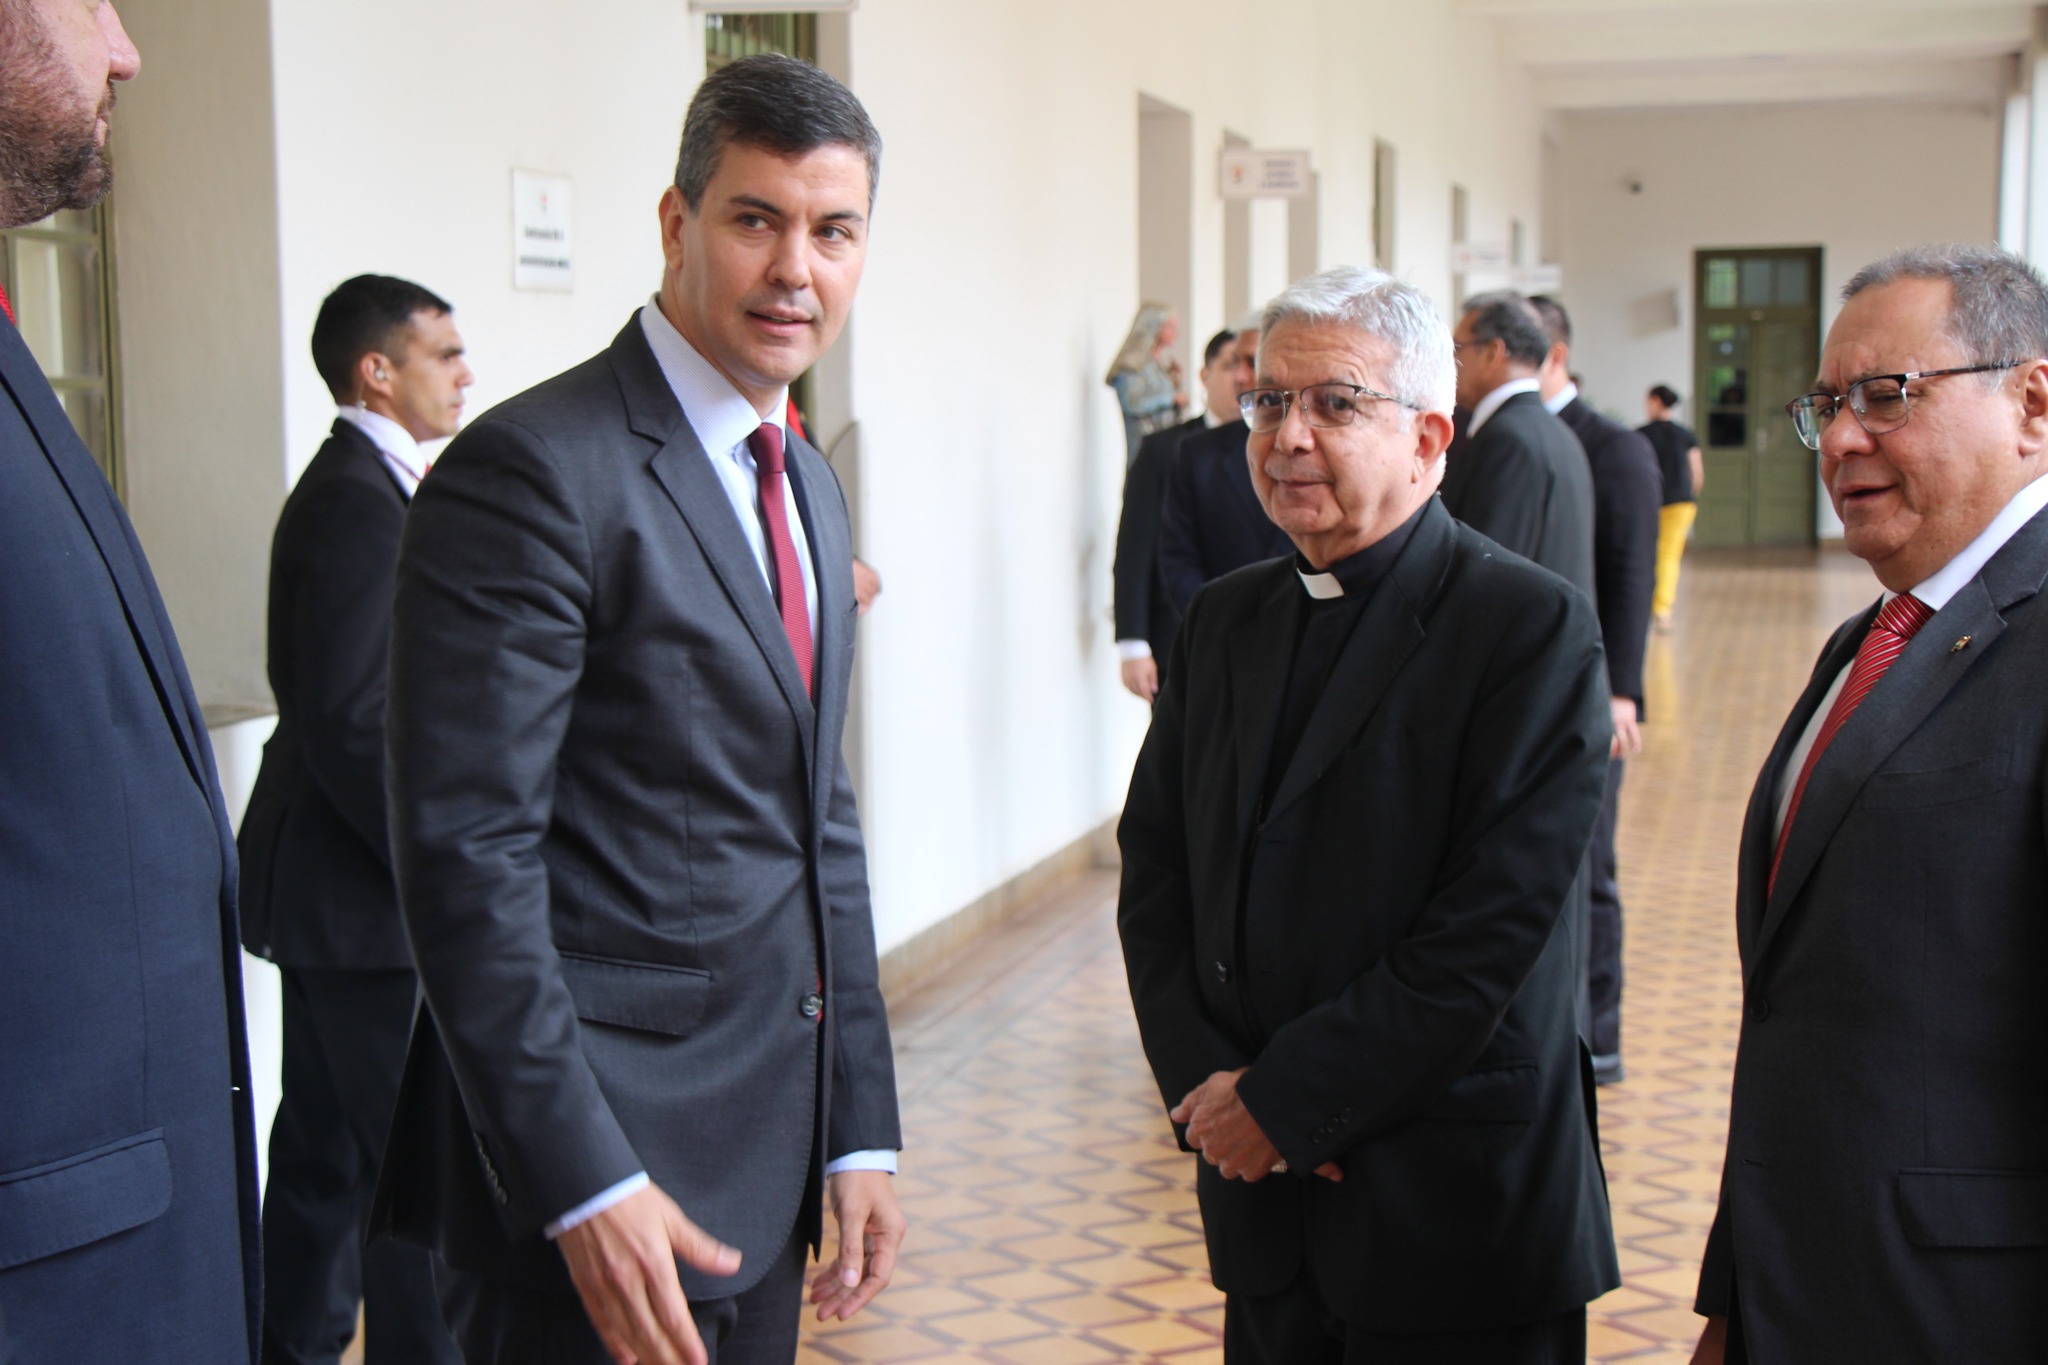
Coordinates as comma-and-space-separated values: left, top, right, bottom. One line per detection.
1558, 397, 1661, 711
0, 317, 260, 1359
1156, 418, 1292, 613
1440, 391, 1596, 608
1113, 414, 1201, 663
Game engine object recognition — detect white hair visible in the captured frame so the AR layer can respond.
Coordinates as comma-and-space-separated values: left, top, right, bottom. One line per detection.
1258, 266, 1455, 414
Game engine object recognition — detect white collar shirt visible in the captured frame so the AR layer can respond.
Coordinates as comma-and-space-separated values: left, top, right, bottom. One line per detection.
1543, 382, 1579, 416
336, 405, 427, 498
1772, 471, 2048, 837
637, 300, 818, 644
1467, 377, 1543, 436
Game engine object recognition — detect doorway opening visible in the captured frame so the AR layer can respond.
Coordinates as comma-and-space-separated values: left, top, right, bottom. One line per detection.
1692, 246, 1822, 547
0, 204, 121, 496
1138, 95, 1195, 385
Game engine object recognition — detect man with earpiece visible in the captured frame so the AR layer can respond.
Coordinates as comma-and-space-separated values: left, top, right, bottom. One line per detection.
237, 273, 472, 1365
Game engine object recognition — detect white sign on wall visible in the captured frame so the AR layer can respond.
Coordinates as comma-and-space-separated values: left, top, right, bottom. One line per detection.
1514, 263, 1565, 293
1219, 148, 1313, 200
512, 170, 574, 292
1450, 241, 1511, 274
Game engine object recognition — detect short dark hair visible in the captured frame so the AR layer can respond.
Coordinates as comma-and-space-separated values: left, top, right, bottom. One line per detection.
1202, 329, 1236, 367
311, 274, 451, 402
1649, 384, 1681, 409
1526, 294, 1571, 349
1460, 291, 1551, 368
674, 53, 882, 212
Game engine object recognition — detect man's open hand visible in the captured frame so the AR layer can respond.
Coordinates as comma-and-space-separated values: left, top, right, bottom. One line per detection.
557, 1183, 740, 1365
1171, 1069, 1343, 1183
809, 1170, 905, 1322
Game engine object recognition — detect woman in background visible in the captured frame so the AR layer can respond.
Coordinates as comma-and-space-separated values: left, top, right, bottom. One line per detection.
1107, 304, 1184, 463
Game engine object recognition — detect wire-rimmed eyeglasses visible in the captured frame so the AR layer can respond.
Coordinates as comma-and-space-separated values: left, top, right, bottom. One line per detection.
1784, 361, 2023, 451
1238, 382, 1417, 433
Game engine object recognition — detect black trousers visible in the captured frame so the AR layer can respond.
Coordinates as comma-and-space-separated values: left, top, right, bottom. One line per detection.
436, 1225, 806, 1365
1225, 1271, 1587, 1364
1587, 759, 1626, 1060
261, 966, 459, 1365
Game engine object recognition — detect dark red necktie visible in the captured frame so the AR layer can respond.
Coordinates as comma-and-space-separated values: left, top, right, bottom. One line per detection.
1769, 592, 1934, 893
747, 423, 813, 695
0, 281, 14, 326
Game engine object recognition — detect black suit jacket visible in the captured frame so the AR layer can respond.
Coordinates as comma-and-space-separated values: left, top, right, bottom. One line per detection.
239, 419, 414, 969
1155, 418, 1292, 613
371, 318, 901, 1301
1558, 396, 1661, 710
1113, 414, 1201, 662
1697, 508, 2048, 1360
1119, 500, 1619, 1331
0, 318, 259, 1358
1440, 391, 1596, 607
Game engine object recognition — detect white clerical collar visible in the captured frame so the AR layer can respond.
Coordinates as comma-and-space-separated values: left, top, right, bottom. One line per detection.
1298, 566, 1344, 599
1907, 471, 2048, 609
336, 405, 426, 494
637, 298, 787, 458
1543, 381, 1578, 415
1467, 377, 1542, 436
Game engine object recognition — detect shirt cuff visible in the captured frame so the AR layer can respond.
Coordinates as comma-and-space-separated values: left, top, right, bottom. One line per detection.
1115, 639, 1153, 662
824, 1149, 899, 1176
544, 1172, 650, 1239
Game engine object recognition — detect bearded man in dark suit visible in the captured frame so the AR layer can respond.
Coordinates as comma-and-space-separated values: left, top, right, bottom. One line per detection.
1693, 246, 2048, 1362
372, 54, 902, 1365
0, 2, 261, 1359
1120, 265, 1618, 1364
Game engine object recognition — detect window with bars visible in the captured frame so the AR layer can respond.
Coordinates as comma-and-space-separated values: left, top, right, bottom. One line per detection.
1, 204, 121, 494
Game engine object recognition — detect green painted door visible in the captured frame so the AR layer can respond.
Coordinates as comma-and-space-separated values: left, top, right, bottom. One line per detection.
1693, 248, 1821, 547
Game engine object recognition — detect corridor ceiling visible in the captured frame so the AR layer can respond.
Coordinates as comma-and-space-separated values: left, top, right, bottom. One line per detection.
1461, 0, 2038, 111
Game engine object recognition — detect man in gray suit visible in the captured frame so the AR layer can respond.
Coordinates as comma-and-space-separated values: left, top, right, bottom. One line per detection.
372, 54, 903, 1365
1692, 244, 2048, 1362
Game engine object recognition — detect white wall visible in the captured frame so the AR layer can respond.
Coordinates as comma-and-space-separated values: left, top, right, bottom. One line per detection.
1551, 100, 2001, 428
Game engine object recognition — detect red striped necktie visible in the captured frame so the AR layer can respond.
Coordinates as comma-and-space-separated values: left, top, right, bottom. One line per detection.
1769, 592, 1934, 893
747, 423, 813, 695
0, 281, 14, 326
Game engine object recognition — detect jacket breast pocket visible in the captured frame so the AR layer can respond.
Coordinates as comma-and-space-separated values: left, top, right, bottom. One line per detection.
0, 1128, 171, 1270
1860, 753, 2009, 811
557, 953, 712, 1037
1897, 1168, 2048, 1248
1420, 1062, 1539, 1124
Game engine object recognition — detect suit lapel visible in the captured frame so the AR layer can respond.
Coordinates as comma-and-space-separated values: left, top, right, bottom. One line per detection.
787, 436, 847, 804
1264, 502, 1448, 822
613, 325, 819, 756
1227, 572, 1301, 842
0, 321, 211, 793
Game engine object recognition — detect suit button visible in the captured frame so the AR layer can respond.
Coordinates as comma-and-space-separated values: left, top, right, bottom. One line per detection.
1214, 960, 1231, 984
800, 992, 824, 1019
1748, 996, 1771, 1022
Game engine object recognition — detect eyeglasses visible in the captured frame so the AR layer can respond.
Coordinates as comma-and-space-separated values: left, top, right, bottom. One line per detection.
1238, 382, 1416, 432
1785, 361, 2023, 450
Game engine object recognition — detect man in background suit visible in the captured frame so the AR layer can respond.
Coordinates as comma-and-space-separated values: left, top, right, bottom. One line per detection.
1113, 326, 1236, 701
1693, 246, 2048, 1361
1442, 291, 1595, 604
0, 3, 261, 1359
239, 275, 471, 1365
1121, 266, 1618, 1363
1156, 321, 1294, 613
1530, 295, 1662, 1085
372, 54, 903, 1365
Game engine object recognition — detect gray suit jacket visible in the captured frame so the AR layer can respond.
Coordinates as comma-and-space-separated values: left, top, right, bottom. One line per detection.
371, 318, 900, 1300
1439, 391, 1596, 607
1697, 506, 2048, 1359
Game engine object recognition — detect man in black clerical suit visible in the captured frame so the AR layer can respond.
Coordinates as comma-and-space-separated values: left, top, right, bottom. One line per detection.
239, 275, 472, 1365
371, 55, 902, 1365
1442, 291, 1595, 603
0, 5, 261, 1360
1156, 322, 1294, 613
1120, 266, 1618, 1363
1530, 295, 1662, 1085
1114, 327, 1237, 701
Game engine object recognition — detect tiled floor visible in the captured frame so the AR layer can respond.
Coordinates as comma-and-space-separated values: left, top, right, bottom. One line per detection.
344, 546, 1883, 1364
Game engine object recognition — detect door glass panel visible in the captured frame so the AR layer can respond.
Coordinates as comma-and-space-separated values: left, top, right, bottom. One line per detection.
14, 236, 105, 379
1775, 257, 1811, 307
1740, 258, 1774, 307
1704, 258, 1737, 309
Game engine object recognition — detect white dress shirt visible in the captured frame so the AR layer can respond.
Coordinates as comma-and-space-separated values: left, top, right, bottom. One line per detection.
1117, 408, 1228, 662
1466, 377, 1543, 437
335, 405, 427, 497
1543, 381, 1579, 416
1771, 472, 2048, 839
547, 304, 894, 1241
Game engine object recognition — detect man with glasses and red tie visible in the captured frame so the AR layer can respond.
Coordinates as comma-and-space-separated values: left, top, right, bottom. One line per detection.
1691, 244, 2048, 1364
370, 54, 902, 1365
1120, 266, 1618, 1363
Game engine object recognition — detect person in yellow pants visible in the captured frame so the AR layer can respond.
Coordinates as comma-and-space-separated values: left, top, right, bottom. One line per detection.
1639, 384, 1703, 628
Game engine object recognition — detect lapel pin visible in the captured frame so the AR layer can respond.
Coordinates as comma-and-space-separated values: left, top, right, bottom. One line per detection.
1950, 635, 1972, 654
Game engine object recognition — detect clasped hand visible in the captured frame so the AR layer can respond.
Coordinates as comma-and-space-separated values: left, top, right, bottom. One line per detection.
1170, 1068, 1344, 1183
